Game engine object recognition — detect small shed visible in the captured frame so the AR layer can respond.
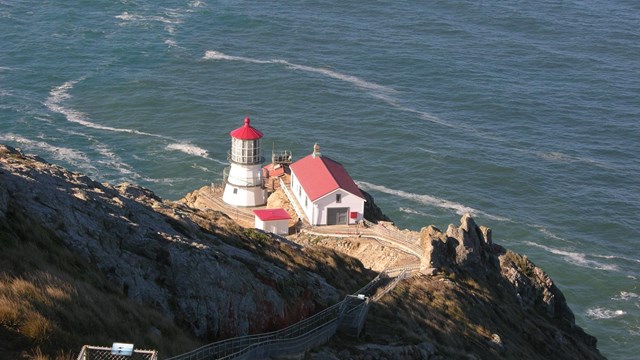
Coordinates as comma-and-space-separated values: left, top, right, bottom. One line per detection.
252, 208, 291, 235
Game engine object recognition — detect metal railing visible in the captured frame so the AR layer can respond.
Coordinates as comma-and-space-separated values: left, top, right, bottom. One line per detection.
279, 177, 305, 222
76, 346, 157, 360
362, 219, 422, 256
165, 265, 418, 360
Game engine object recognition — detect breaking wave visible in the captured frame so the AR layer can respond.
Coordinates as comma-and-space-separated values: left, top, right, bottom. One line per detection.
586, 307, 626, 320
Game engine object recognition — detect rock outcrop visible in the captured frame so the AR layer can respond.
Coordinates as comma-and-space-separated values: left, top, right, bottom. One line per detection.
1, 143, 604, 360
0, 144, 354, 342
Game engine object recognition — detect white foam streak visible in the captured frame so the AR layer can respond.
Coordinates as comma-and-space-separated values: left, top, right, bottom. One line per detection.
399, 207, 432, 217
357, 180, 508, 221
276, 60, 396, 94
189, 1, 205, 8
203, 50, 272, 64
115, 12, 182, 25
45, 80, 163, 138
46, 79, 227, 165
192, 164, 213, 173
524, 241, 620, 271
165, 143, 227, 165
203, 50, 396, 93
165, 143, 208, 158
0, 133, 95, 172
586, 307, 626, 320
612, 292, 639, 301
536, 151, 611, 169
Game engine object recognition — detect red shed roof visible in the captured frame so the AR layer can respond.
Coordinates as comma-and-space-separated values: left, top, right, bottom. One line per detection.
290, 154, 365, 202
230, 117, 263, 140
253, 208, 291, 221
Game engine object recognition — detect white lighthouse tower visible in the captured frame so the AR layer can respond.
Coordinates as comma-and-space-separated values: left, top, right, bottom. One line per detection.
222, 117, 267, 207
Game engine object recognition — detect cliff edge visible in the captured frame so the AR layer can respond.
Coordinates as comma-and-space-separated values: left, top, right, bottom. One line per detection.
0, 144, 604, 359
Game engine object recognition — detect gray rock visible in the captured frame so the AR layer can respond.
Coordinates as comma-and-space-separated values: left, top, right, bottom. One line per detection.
0, 145, 340, 339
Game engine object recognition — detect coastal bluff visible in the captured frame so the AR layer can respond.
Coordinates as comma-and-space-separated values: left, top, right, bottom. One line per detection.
0, 144, 604, 359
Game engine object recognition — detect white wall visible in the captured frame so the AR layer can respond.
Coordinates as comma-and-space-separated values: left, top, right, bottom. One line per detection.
223, 163, 267, 206
314, 189, 364, 225
291, 170, 364, 226
255, 218, 289, 235
290, 171, 315, 224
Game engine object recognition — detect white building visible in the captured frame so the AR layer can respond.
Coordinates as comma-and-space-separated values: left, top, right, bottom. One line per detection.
222, 118, 268, 207
289, 144, 365, 226
252, 208, 291, 235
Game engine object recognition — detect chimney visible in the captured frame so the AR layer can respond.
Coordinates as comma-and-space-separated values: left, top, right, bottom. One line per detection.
312, 143, 322, 158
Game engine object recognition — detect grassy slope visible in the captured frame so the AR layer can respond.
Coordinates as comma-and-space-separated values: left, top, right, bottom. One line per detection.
0, 196, 375, 360
0, 206, 200, 360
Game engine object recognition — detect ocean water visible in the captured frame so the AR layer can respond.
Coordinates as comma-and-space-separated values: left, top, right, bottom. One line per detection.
1, 0, 639, 357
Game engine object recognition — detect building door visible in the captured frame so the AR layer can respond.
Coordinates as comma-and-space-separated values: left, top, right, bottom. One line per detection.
327, 207, 349, 225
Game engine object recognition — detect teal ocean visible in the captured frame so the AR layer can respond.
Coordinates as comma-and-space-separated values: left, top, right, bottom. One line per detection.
1, 1, 638, 357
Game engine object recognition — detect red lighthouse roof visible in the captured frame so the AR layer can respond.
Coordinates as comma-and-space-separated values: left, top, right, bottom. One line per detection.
229, 117, 263, 140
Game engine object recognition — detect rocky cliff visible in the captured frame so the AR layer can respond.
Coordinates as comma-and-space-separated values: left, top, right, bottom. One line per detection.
0, 144, 605, 359
0, 144, 372, 358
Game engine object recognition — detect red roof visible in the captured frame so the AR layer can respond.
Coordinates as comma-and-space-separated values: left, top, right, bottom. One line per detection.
290, 154, 365, 201
263, 163, 285, 178
230, 117, 263, 140
253, 208, 291, 221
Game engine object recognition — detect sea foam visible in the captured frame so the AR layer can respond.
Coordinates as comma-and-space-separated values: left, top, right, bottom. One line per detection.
202, 50, 458, 131
524, 241, 620, 271
203, 51, 396, 93
357, 180, 509, 222
0, 133, 95, 173
586, 307, 626, 320
45, 80, 164, 138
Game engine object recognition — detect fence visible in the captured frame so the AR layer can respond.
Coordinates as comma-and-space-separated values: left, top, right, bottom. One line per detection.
278, 177, 305, 221
76, 346, 157, 360
362, 219, 422, 256
164, 265, 417, 360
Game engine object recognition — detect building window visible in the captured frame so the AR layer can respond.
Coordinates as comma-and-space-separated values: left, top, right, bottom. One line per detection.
336, 193, 342, 203
299, 186, 301, 197
305, 197, 308, 207
233, 188, 238, 194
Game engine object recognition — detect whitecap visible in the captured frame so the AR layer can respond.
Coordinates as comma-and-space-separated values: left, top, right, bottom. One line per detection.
165, 143, 209, 158
357, 180, 509, 222
189, 0, 205, 7
586, 307, 626, 319
398, 207, 433, 217
524, 241, 620, 271
612, 292, 640, 301
192, 164, 213, 173
115, 12, 181, 25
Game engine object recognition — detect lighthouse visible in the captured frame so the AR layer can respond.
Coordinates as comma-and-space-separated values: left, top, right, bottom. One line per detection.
222, 117, 268, 207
